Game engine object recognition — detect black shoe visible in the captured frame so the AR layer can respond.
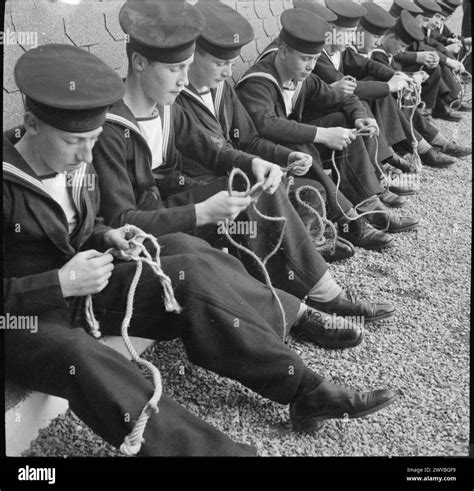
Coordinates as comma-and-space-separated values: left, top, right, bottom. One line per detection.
419, 108, 434, 121
434, 140, 472, 158
290, 380, 399, 432
339, 217, 394, 250
319, 237, 355, 263
307, 290, 395, 323
379, 190, 406, 208
358, 199, 419, 233
386, 153, 415, 173
420, 147, 457, 168
450, 100, 471, 112
292, 308, 364, 350
432, 105, 464, 122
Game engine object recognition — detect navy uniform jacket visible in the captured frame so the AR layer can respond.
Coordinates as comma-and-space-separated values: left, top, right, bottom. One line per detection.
235, 51, 368, 145
92, 100, 258, 237
395, 27, 454, 67
176, 80, 292, 167
314, 46, 395, 101
3, 129, 111, 316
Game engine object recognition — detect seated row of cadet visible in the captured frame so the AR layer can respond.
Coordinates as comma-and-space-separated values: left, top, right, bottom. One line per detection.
4, 1, 404, 457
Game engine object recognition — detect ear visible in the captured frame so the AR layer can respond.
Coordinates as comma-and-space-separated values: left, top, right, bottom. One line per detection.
23, 112, 41, 135
277, 45, 288, 60
131, 51, 147, 73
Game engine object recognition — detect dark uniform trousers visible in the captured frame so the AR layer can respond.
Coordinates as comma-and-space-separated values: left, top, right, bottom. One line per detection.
166, 178, 329, 298
304, 112, 384, 206
5, 233, 309, 456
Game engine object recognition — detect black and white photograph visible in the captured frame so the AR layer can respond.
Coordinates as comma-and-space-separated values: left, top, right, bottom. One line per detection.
1, 0, 472, 488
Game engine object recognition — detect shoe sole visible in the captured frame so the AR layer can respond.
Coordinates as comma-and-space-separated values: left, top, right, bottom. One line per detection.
432, 116, 464, 122
364, 309, 396, 323
379, 200, 406, 209
291, 392, 399, 433
389, 189, 418, 196
388, 223, 419, 233
444, 153, 471, 159
373, 223, 419, 233
311, 329, 364, 351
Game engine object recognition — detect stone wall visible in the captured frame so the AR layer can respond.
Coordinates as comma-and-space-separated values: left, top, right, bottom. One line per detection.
2, 0, 463, 129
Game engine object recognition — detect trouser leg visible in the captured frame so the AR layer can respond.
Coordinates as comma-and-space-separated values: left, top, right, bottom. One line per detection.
97, 234, 306, 403
410, 107, 439, 143
438, 64, 462, 104
167, 182, 330, 299
4, 311, 255, 456
309, 112, 384, 205
369, 96, 407, 148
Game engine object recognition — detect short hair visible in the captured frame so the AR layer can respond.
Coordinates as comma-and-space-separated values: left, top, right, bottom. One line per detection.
277, 37, 295, 52
384, 27, 400, 39
126, 43, 157, 73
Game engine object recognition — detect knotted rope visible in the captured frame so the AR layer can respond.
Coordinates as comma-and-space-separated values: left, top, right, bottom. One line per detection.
449, 69, 472, 111
84, 230, 182, 456
397, 79, 423, 174
328, 127, 391, 231
224, 168, 288, 341
282, 158, 338, 254
290, 180, 338, 254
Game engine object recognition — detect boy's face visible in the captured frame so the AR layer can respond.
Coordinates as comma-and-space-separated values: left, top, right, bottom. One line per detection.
427, 12, 446, 30
415, 13, 432, 27
191, 50, 238, 89
280, 46, 320, 82
26, 115, 103, 174
363, 30, 383, 52
139, 54, 194, 106
382, 33, 409, 55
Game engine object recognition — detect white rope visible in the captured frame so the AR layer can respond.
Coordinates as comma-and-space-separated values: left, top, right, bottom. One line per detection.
84, 230, 182, 456
224, 168, 289, 341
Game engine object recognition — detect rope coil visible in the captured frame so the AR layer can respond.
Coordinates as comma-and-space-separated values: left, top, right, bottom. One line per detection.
291, 182, 338, 254
84, 230, 182, 456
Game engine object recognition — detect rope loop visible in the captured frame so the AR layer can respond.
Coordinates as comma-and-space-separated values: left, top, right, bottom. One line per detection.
226, 168, 288, 341
84, 227, 182, 455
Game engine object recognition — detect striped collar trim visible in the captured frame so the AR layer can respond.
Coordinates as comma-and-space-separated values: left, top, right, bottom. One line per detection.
237, 71, 303, 111
3, 161, 87, 212
256, 46, 278, 64
106, 108, 171, 163
182, 85, 222, 121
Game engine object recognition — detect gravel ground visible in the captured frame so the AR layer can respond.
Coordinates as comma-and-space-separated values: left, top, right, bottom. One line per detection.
23, 97, 471, 457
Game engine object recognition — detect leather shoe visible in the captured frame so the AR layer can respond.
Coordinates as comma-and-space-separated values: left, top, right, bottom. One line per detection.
290, 380, 399, 432
434, 140, 472, 158
307, 290, 395, 323
420, 147, 456, 168
451, 100, 471, 112
339, 217, 394, 250
319, 237, 355, 262
432, 105, 464, 122
386, 153, 415, 173
292, 307, 364, 349
358, 198, 419, 233
379, 190, 407, 208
